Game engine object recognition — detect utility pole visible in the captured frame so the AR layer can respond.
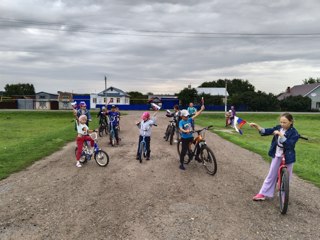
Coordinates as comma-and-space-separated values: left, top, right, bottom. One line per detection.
224, 80, 227, 112
105, 75, 107, 106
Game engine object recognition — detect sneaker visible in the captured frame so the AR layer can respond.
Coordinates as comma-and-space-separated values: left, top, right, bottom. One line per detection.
253, 193, 265, 201
174, 140, 178, 143
76, 161, 82, 168
179, 165, 186, 170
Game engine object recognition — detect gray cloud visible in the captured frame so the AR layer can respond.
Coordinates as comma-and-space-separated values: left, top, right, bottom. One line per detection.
1, 0, 320, 95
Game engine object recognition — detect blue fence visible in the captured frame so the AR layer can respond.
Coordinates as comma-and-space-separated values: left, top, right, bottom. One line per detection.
96, 104, 247, 111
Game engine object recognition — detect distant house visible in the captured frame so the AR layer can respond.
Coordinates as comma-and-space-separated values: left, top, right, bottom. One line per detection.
35, 91, 59, 110
57, 91, 73, 110
91, 86, 130, 109
277, 83, 320, 110
196, 87, 229, 97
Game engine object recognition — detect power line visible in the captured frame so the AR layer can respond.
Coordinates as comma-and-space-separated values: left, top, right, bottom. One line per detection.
1, 17, 320, 39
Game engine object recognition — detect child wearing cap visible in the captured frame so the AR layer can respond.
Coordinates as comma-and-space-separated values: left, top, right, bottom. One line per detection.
178, 105, 205, 170
106, 105, 121, 145
76, 101, 92, 126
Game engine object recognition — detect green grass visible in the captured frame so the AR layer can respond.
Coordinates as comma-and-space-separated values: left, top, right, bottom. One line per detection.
197, 113, 320, 187
1, 111, 319, 188
0, 110, 100, 180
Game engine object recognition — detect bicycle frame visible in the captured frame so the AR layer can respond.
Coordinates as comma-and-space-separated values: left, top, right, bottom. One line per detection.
277, 155, 287, 190
177, 125, 217, 175
76, 132, 110, 167
108, 118, 117, 146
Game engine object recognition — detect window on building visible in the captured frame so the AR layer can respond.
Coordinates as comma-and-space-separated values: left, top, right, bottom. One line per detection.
316, 102, 320, 109
104, 98, 106, 103
110, 98, 114, 103
117, 98, 120, 103
93, 98, 97, 103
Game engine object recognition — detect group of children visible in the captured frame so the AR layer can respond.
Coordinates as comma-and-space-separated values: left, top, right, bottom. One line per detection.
138, 104, 301, 203
73, 101, 120, 168
73, 100, 301, 203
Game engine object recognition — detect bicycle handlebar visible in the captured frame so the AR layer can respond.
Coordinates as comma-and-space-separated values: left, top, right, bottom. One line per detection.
89, 132, 98, 140
191, 125, 213, 134
299, 135, 308, 140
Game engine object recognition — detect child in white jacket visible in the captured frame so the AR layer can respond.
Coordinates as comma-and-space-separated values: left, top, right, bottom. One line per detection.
136, 111, 158, 161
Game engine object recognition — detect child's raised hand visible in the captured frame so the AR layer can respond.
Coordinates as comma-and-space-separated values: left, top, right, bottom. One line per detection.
249, 123, 256, 127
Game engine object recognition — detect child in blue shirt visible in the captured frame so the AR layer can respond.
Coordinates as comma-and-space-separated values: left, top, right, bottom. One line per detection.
107, 105, 121, 145
179, 105, 205, 170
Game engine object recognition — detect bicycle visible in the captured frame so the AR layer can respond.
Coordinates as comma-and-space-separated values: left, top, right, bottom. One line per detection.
98, 116, 109, 137
137, 134, 148, 163
74, 132, 110, 167
278, 135, 308, 214
164, 120, 176, 145
137, 123, 157, 163
108, 117, 118, 147
177, 125, 217, 175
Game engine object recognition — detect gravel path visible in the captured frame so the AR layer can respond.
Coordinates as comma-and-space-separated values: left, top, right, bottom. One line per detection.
0, 111, 319, 240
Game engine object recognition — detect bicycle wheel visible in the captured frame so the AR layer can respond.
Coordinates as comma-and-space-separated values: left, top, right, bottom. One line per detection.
75, 147, 86, 163
169, 126, 175, 145
98, 124, 105, 137
279, 168, 289, 214
94, 150, 109, 167
201, 145, 217, 175
165, 125, 171, 141
110, 130, 115, 146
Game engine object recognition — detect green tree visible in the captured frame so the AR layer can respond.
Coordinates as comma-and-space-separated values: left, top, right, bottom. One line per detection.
197, 93, 223, 105
279, 96, 311, 112
199, 79, 255, 96
177, 88, 198, 107
231, 91, 279, 111
127, 91, 148, 104
4, 83, 35, 96
302, 77, 320, 84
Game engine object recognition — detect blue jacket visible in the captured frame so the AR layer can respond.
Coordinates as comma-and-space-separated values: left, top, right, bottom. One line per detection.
260, 125, 300, 164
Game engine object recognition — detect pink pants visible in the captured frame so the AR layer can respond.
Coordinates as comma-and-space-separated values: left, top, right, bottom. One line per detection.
76, 136, 94, 160
259, 156, 293, 198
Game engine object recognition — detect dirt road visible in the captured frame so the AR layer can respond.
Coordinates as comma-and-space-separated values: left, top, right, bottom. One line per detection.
0, 111, 319, 240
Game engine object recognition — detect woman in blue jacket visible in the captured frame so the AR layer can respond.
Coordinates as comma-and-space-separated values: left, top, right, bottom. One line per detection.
250, 113, 300, 201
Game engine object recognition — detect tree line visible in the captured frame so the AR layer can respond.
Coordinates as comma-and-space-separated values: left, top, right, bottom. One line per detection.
3, 78, 317, 112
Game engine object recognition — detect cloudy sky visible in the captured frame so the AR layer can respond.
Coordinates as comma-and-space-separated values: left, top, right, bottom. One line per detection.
1, 0, 320, 95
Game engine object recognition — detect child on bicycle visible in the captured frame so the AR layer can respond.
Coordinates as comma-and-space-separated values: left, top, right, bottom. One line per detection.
136, 110, 158, 161
250, 112, 300, 201
76, 101, 92, 126
107, 105, 120, 145
97, 106, 108, 125
75, 114, 95, 168
179, 105, 205, 170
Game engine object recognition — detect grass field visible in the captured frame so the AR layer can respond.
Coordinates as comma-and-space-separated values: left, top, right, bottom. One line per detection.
1, 111, 319, 187
197, 112, 320, 187
0, 110, 100, 180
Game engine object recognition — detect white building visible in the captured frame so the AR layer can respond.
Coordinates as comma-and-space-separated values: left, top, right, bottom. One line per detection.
196, 87, 229, 96
90, 86, 130, 108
